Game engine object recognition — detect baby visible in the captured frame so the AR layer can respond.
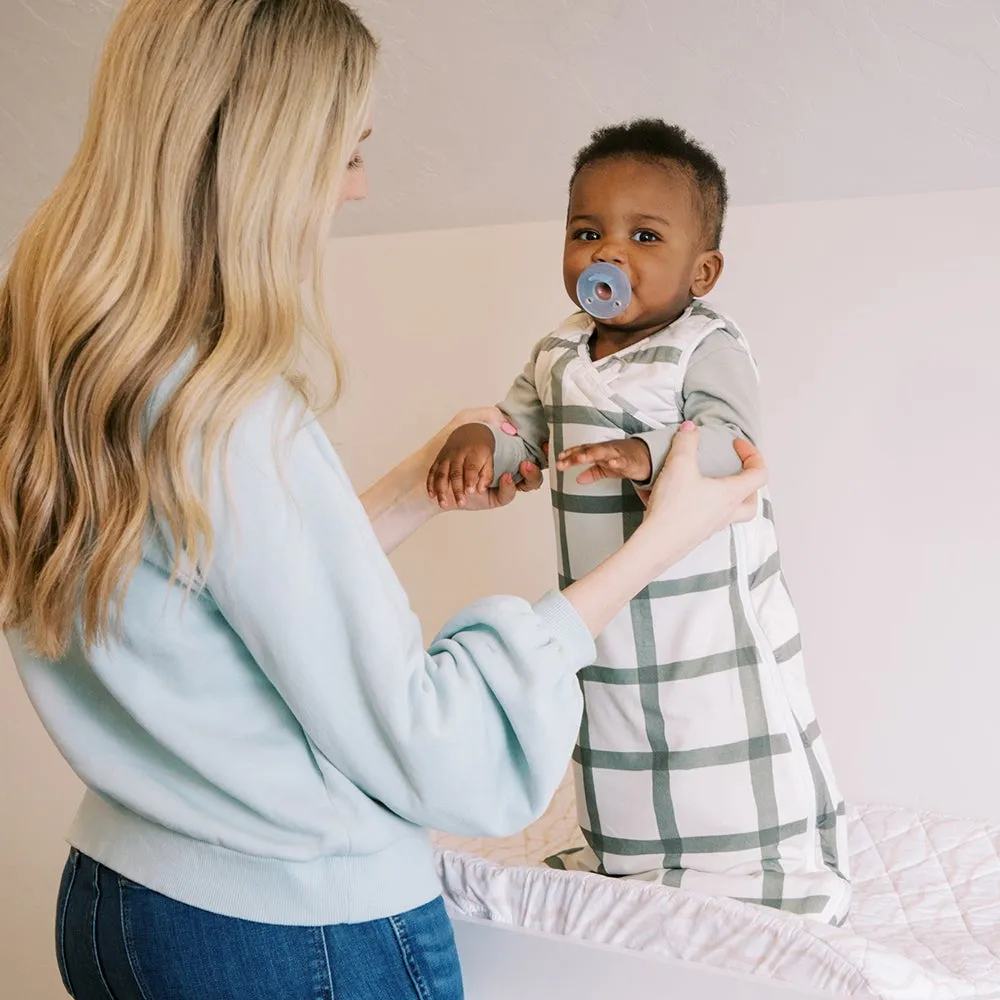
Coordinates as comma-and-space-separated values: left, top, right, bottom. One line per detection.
429, 120, 850, 924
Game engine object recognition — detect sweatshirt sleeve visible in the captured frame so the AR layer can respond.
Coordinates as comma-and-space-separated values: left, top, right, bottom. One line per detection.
203, 387, 593, 838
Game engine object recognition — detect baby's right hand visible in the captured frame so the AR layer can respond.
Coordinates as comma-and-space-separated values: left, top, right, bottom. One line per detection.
427, 423, 496, 509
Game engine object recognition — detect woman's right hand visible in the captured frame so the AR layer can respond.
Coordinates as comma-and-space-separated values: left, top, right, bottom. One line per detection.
639, 422, 766, 571
561, 422, 766, 640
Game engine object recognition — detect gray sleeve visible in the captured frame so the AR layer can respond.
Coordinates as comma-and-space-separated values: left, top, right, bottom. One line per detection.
488, 344, 551, 481
633, 330, 761, 483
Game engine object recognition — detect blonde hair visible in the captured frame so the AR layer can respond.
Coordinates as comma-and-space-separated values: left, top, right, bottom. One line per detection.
0, 0, 377, 658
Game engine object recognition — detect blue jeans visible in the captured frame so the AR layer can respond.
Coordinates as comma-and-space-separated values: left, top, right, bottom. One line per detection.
56, 849, 464, 1000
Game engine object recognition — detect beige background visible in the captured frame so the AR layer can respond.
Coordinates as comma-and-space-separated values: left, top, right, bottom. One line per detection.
2, 187, 999, 996
325, 189, 1000, 829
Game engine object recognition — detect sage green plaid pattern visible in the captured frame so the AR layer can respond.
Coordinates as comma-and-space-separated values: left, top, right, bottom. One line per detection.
498, 305, 851, 925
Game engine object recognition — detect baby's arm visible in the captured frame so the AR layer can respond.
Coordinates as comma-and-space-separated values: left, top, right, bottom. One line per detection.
492, 357, 549, 476
427, 346, 549, 510
634, 330, 761, 485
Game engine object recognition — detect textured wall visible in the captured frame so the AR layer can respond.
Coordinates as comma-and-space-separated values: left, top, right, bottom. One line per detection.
2, 0, 999, 244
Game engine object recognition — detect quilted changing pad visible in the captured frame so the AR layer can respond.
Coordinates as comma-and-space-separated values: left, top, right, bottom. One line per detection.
432, 775, 1000, 999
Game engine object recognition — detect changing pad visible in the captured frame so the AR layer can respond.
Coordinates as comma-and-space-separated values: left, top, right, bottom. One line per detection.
432, 775, 1000, 999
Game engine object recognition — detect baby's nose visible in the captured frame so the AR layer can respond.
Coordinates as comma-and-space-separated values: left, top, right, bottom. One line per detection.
593, 242, 627, 266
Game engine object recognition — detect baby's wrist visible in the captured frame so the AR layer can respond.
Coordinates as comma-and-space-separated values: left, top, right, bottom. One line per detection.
626, 437, 654, 482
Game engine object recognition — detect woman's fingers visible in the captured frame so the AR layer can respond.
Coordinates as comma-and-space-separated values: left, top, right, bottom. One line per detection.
475, 461, 492, 495
725, 441, 766, 525
732, 438, 766, 475
661, 422, 699, 466
732, 437, 756, 463
493, 472, 517, 507
515, 462, 543, 493
443, 461, 543, 512
731, 494, 760, 524
644, 424, 698, 501
725, 439, 768, 501
643, 427, 769, 536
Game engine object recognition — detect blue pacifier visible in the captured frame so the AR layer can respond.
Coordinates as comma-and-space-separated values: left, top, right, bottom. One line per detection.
576, 262, 632, 320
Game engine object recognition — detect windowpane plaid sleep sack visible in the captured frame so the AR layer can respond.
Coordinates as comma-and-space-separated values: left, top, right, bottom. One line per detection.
497, 303, 851, 925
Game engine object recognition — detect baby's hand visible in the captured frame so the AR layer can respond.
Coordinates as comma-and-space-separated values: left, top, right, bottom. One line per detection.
427, 423, 496, 509
556, 437, 652, 485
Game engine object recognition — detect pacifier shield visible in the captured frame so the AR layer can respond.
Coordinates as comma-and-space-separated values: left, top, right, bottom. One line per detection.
577, 263, 632, 319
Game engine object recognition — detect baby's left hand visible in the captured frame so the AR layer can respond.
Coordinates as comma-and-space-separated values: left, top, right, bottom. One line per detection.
556, 437, 652, 485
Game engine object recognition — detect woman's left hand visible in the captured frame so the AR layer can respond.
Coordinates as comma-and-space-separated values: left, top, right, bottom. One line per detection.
462, 461, 543, 510
433, 408, 544, 511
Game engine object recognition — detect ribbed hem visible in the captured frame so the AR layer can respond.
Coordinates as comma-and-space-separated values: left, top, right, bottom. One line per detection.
532, 591, 596, 671
68, 792, 442, 926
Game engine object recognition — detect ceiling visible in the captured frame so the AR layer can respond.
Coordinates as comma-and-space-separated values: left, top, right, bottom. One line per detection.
2, 0, 998, 245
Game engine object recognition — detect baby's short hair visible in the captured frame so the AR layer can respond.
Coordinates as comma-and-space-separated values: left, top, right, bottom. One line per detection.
571, 119, 728, 250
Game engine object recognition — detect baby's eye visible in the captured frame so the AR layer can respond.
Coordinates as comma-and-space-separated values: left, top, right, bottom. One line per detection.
572, 229, 600, 241
348, 153, 364, 171
632, 230, 660, 244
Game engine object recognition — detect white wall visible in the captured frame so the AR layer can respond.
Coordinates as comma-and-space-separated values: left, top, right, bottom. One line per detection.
326, 186, 1000, 825
3, 185, 999, 997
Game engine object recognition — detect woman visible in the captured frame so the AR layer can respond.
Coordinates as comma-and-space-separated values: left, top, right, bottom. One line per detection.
0, 1, 766, 998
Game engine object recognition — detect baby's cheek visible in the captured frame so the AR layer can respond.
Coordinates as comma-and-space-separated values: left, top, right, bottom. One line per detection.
563, 257, 586, 298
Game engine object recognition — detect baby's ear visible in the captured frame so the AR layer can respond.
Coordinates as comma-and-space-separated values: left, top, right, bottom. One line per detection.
691, 250, 724, 298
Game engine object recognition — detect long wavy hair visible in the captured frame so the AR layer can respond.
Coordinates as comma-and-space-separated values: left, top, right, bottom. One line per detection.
0, 0, 377, 658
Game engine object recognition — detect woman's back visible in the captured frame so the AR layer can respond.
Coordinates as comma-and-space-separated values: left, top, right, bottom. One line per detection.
11, 377, 594, 924
0, 1, 767, 995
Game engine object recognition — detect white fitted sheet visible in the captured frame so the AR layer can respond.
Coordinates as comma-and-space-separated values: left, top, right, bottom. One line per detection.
433, 776, 1000, 999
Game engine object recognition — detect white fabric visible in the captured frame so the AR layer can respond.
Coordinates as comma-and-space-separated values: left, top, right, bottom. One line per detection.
502, 305, 849, 921
434, 776, 1000, 999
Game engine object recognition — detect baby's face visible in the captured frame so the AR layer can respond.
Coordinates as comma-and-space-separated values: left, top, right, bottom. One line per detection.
563, 157, 720, 333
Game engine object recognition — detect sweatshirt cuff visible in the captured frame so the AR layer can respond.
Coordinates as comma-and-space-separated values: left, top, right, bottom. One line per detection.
532, 591, 596, 672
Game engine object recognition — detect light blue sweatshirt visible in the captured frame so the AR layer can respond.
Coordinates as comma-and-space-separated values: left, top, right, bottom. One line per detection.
9, 380, 595, 925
